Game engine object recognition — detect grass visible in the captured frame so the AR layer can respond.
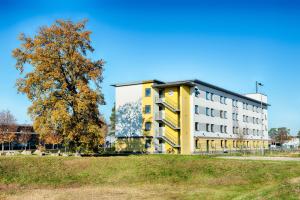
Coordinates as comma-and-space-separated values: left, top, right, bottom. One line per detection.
0, 155, 300, 199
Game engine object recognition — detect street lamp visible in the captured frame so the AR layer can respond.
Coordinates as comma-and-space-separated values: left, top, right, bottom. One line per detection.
256, 81, 264, 155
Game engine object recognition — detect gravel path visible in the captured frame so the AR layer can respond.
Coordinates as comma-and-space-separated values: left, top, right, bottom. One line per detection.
218, 156, 300, 161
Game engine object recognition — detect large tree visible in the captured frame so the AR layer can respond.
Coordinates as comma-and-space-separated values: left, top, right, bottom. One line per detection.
13, 20, 106, 152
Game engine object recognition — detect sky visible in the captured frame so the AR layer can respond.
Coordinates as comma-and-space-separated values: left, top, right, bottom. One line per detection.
0, 0, 299, 134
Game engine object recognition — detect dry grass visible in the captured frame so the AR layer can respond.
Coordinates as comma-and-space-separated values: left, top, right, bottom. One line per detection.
0, 155, 300, 199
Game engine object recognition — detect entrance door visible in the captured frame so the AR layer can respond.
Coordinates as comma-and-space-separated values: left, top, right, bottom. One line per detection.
206, 140, 209, 153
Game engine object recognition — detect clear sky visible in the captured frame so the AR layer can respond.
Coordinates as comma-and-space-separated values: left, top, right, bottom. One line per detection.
0, 0, 299, 134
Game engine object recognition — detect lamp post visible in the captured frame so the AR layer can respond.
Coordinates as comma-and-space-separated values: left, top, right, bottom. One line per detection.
256, 81, 264, 155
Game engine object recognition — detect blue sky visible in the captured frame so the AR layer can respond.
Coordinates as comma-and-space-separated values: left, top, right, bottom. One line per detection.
0, 0, 299, 134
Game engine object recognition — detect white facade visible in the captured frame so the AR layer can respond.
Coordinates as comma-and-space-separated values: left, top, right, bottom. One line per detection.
190, 82, 269, 150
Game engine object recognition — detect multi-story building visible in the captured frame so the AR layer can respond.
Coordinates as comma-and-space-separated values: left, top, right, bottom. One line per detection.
113, 79, 269, 155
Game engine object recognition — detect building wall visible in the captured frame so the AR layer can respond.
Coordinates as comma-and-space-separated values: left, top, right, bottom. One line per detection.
180, 86, 191, 154
115, 84, 143, 137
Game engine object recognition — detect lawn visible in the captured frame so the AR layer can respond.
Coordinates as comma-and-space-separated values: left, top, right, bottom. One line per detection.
0, 155, 299, 200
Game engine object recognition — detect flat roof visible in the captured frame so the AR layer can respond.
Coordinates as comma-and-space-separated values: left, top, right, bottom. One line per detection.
112, 79, 270, 106
111, 79, 164, 87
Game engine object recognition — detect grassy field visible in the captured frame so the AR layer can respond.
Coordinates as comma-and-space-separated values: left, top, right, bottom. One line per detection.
0, 155, 300, 200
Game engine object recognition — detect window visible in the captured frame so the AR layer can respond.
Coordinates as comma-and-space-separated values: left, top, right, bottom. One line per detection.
224, 97, 227, 105
211, 109, 215, 117
211, 93, 214, 101
145, 88, 151, 97
220, 96, 224, 104
211, 124, 214, 132
235, 114, 238, 121
195, 87, 200, 97
206, 124, 210, 132
233, 127, 236, 134
206, 92, 210, 100
145, 122, 151, 131
145, 105, 151, 114
232, 113, 235, 120
246, 103, 248, 110
195, 122, 199, 131
224, 126, 227, 133
220, 125, 224, 133
195, 105, 199, 114
221, 140, 224, 148
224, 111, 228, 119
225, 140, 228, 148
233, 140, 236, 148
206, 108, 210, 116
195, 139, 200, 149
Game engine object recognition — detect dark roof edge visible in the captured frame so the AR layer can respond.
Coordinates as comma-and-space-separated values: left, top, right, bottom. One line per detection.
111, 79, 164, 87
192, 79, 270, 106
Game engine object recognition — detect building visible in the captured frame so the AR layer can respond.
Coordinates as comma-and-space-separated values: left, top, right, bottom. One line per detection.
112, 79, 269, 155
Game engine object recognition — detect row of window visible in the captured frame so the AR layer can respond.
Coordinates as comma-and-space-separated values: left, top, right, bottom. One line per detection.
243, 128, 261, 136
243, 115, 261, 124
205, 91, 228, 105
195, 139, 259, 149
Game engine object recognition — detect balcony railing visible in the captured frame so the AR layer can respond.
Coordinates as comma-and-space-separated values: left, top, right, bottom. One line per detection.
155, 97, 180, 112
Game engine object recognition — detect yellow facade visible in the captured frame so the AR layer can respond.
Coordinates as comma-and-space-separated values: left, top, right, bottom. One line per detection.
180, 86, 191, 154
194, 138, 269, 153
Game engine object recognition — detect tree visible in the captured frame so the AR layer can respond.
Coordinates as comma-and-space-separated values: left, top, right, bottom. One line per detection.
18, 133, 31, 150
109, 103, 116, 135
13, 19, 106, 152
297, 130, 300, 139
277, 127, 291, 145
44, 132, 63, 149
0, 110, 17, 151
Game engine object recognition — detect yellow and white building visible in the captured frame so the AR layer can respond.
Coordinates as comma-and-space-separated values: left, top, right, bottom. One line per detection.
113, 79, 269, 155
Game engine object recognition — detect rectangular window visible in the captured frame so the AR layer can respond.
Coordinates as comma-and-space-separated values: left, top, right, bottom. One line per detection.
206, 108, 210, 116
211, 109, 214, 117
243, 103, 246, 109
206, 92, 210, 100
206, 124, 210, 132
224, 97, 227, 105
195, 122, 199, 131
145, 105, 151, 114
224, 126, 227, 133
211, 124, 214, 132
211, 93, 214, 101
224, 111, 227, 119
220, 125, 223, 133
195, 105, 199, 114
220, 96, 224, 104
145, 122, 151, 131
145, 88, 151, 97
195, 139, 199, 149
220, 111, 224, 118
221, 140, 224, 148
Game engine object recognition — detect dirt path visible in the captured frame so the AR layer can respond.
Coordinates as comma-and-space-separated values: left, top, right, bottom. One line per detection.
218, 156, 300, 161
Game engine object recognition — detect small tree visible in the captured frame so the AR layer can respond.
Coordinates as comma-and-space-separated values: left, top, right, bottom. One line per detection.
7, 133, 16, 151
0, 110, 17, 151
18, 133, 31, 150
0, 133, 5, 152
109, 103, 116, 135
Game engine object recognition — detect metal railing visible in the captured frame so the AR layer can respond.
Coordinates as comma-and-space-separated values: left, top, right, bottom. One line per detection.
155, 97, 180, 111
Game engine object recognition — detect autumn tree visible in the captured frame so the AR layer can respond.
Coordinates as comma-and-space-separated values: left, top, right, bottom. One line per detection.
18, 133, 31, 150
0, 110, 17, 151
109, 103, 116, 135
13, 19, 106, 152
44, 132, 63, 149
